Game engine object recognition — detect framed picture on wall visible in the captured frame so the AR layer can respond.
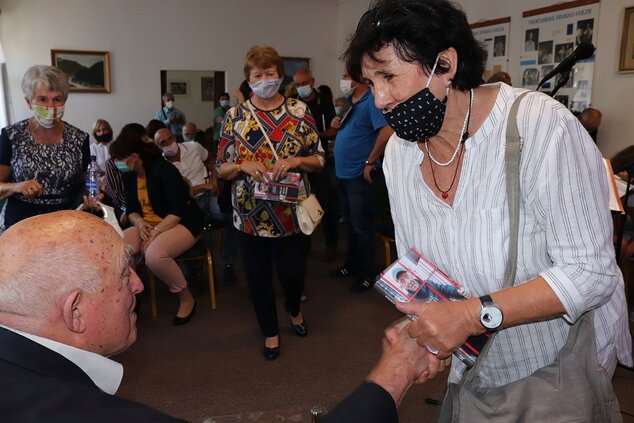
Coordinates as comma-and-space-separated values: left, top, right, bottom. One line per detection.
201, 77, 214, 102
168, 80, 189, 96
51, 49, 111, 93
618, 6, 634, 73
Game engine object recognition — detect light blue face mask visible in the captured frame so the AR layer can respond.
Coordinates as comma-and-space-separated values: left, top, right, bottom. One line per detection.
249, 78, 282, 99
114, 160, 132, 173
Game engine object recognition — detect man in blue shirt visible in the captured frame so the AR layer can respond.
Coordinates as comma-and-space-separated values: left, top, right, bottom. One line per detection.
154, 92, 187, 142
332, 73, 393, 291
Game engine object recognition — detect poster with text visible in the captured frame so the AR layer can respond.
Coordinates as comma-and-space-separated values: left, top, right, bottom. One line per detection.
471, 17, 511, 83
520, 0, 599, 113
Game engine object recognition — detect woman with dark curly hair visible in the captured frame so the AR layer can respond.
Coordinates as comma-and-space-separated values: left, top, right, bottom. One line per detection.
343, 0, 631, 420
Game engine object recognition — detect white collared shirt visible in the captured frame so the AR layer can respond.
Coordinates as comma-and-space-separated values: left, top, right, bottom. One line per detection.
383, 84, 632, 388
165, 141, 209, 196
1, 324, 123, 394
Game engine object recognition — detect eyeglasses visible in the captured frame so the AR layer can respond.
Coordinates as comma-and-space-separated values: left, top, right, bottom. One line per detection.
355, 1, 413, 32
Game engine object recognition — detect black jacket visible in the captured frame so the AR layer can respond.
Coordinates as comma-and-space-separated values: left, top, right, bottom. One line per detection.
122, 158, 203, 237
0, 327, 186, 422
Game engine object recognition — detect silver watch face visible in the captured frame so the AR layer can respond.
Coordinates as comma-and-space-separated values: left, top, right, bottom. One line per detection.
480, 305, 503, 329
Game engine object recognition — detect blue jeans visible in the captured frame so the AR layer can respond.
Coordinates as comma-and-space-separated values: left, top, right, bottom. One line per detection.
338, 175, 376, 280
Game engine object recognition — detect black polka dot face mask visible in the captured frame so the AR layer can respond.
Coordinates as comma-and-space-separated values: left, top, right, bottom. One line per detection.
382, 54, 447, 143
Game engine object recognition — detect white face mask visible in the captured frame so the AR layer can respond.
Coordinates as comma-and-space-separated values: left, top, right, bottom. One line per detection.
249, 78, 282, 99
182, 135, 195, 142
165, 101, 174, 110
162, 143, 179, 157
296, 85, 313, 99
340, 79, 356, 97
32, 105, 64, 128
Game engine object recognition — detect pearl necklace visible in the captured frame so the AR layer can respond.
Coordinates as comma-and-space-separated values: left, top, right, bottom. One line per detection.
425, 88, 474, 167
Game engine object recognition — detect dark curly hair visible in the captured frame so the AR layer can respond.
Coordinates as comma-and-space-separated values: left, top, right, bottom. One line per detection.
342, 0, 486, 91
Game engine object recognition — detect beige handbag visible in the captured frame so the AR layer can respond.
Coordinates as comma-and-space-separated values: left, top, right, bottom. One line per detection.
438, 92, 622, 422
246, 100, 323, 235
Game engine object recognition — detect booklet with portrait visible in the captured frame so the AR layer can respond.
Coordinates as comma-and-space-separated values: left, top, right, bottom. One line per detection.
374, 247, 489, 369
253, 171, 302, 203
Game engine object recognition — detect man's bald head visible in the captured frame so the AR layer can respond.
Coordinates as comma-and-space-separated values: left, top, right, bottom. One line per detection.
154, 128, 176, 148
579, 107, 602, 132
0, 211, 129, 327
182, 122, 197, 142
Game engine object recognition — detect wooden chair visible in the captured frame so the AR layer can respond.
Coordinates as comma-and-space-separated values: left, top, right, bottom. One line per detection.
147, 237, 216, 317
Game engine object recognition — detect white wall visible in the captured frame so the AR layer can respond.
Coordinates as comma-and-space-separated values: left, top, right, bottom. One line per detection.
0, 0, 339, 137
336, 0, 634, 158
1, 0, 633, 157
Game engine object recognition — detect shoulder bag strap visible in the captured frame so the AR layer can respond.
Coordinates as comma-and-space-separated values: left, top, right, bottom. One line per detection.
246, 100, 279, 161
462, 90, 531, 381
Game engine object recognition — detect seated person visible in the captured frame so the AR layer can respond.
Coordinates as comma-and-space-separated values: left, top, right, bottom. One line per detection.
154, 128, 219, 222
182, 122, 205, 144
0, 211, 431, 423
109, 132, 202, 326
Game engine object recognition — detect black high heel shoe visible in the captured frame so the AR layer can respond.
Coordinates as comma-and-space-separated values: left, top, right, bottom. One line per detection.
263, 337, 280, 360
289, 314, 307, 337
173, 301, 196, 326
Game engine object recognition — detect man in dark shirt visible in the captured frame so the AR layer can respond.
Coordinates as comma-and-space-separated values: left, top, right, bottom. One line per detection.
293, 69, 339, 262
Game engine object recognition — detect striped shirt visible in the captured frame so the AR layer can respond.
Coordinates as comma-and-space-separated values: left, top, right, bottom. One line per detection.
383, 83, 633, 388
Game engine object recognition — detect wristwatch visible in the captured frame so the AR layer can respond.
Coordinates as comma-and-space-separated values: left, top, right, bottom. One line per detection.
479, 295, 503, 332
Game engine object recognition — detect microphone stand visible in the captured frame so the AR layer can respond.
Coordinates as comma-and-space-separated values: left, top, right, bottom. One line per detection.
537, 68, 571, 97
548, 69, 571, 97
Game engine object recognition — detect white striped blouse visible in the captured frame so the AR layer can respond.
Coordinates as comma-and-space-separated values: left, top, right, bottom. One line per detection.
383, 83, 633, 388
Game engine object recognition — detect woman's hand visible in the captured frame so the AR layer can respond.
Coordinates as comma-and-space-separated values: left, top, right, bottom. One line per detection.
330, 116, 342, 129
271, 157, 300, 180
239, 160, 268, 182
135, 219, 154, 242
142, 228, 159, 253
395, 299, 483, 360
82, 193, 104, 211
16, 179, 44, 198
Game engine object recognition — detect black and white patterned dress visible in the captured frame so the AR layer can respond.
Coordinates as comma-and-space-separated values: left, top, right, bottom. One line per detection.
0, 119, 90, 227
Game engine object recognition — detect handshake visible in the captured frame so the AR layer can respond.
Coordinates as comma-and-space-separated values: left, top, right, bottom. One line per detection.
368, 319, 447, 405
323, 319, 448, 423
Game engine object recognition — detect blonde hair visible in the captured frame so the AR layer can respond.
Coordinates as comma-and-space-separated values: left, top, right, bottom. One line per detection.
92, 119, 113, 139
243, 46, 284, 81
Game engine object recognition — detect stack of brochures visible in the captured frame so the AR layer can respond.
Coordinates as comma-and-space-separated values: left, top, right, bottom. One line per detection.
374, 248, 489, 368
253, 171, 301, 203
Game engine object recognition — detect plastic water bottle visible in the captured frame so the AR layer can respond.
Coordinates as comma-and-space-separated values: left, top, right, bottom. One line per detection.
85, 155, 100, 201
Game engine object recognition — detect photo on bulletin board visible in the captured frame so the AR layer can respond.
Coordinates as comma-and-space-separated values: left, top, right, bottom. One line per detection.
619, 6, 634, 73
538, 41, 553, 65
525, 28, 539, 52
554, 43, 574, 62
575, 18, 594, 45
493, 35, 506, 57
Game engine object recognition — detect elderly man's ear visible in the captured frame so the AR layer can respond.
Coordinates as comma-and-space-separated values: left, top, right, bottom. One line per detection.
62, 289, 87, 334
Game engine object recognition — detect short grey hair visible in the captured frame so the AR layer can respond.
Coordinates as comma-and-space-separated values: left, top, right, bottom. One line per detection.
21, 65, 70, 101
0, 244, 101, 318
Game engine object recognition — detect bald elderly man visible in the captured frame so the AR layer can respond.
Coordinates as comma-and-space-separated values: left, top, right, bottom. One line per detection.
0, 211, 432, 422
0, 211, 185, 421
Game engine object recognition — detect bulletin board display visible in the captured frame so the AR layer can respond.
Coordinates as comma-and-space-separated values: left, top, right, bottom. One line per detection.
471, 17, 511, 82
520, 0, 600, 113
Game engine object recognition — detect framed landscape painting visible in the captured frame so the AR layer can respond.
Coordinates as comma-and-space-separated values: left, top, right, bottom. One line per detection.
51, 49, 111, 93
